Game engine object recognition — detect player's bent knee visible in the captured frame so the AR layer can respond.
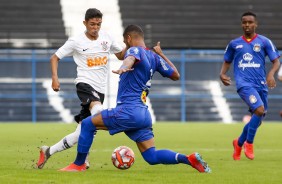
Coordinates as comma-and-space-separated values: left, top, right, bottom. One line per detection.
255, 106, 265, 116
141, 147, 159, 165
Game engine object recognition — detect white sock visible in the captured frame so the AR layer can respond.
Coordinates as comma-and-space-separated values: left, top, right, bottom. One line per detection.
49, 124, 81, 155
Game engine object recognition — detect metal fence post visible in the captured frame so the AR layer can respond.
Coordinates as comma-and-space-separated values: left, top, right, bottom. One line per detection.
180, 50, 186, 122
31, 50, 37, 123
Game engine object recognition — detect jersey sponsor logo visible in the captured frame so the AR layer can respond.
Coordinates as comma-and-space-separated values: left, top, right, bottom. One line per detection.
101, 41, 108, 51
243, 53, 253, 61
253, 44, 261, 52
87, 56, 108, 67
249, 95, 257, 104
236, 45, 243, 49
83, 48, 89, 51
238, 53, 260, 70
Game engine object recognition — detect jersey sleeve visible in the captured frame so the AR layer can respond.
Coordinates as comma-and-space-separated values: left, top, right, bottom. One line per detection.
264, 38, 280, 62
223, 42, 234, 63
155, 55, 174, 78
109, 34, 123, 54
55, 38, 75, 59
278, 65, 282, 77
124, 47, 141, 61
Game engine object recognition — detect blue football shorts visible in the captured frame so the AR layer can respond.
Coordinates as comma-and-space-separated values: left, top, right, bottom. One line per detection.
101, 105, 154, 143
237, 86, 268, 114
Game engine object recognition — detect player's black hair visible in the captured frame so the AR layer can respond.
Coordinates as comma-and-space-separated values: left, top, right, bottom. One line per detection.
123, 25, 144, 38
85, 8, 103, 21
241, 11, 257, 20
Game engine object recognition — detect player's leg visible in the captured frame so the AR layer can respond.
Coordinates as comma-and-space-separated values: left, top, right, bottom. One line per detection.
36, 107, 90, 169
59, 112, 107, 171
136, 138, 211, 173
237, 87, 265, 160
124, 107, 210, 173
37, 83, 104, 169
232, 123, 248, 160
59, 105, 145, 171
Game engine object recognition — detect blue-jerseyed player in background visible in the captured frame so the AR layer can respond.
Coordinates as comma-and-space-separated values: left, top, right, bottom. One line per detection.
220, 11, 280, 160
60, 24, 211, 173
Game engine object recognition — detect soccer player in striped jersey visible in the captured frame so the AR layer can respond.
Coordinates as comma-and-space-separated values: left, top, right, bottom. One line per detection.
59, 24, 211, 173
36, 8, 128, 169
220, 11, 280, 160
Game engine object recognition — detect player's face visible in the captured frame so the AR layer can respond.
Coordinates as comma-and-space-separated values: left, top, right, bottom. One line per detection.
123, 34, 131, 47
241, 15, 257, 37
84, 18, 102, 39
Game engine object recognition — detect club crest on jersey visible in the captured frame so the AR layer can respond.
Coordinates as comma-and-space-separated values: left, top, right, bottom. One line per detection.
133, 47, 139, 54
253, 44, 261, 52
249, 95, 257, 104
101, 41, 108, 51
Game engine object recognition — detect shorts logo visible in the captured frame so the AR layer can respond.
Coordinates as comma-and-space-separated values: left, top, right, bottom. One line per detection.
253, 44, 261, 52
249, 95, 257, 104
92, 91, 100, 99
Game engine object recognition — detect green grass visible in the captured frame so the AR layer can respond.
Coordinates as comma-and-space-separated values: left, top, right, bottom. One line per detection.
0, 122, 282, 184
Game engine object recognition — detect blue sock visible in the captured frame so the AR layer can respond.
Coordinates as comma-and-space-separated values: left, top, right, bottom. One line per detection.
74, 152, 88, 166
246, 114, 262, 144
238, 123, 249, 147
141, 147, 190, 165
177, 154, 191, 165
74, 116, 96, 166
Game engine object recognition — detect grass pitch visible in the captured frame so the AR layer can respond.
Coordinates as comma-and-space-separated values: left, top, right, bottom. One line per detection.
0, 122, 281, 184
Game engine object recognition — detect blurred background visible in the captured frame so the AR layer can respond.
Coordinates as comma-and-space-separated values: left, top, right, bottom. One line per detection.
0, 0, 281, 123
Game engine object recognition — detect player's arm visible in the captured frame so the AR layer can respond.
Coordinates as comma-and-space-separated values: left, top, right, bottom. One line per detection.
276, 61, 282, 82
114, 46, 129, 60
153, 42, 180, 81
266, 58, 280, 89
220, 61, 232, 86
112, 55, 135, 75
50, 54, 61, 92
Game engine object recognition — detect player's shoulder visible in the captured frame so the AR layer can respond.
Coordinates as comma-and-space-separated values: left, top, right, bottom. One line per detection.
98, 30, 114, 40
126, 46, 141, 55
231, 36, 243, 43
256, 34, 271, 41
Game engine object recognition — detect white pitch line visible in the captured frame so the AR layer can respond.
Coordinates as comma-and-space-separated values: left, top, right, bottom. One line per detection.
66, 148, 282, 153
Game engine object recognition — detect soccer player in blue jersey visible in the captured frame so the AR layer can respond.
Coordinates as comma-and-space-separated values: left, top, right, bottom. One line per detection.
220, 11, 280, 160
59, 24, 211, 173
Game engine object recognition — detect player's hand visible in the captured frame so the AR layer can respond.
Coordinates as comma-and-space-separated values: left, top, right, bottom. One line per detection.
112, 68, 134, 75
52, 78, 60, 92
220, 74, 231, 86
266, 75, 276, 89
153, 41, 163, 55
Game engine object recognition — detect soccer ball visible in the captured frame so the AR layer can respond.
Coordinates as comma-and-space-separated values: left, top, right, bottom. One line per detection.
111, 146, 135, 170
